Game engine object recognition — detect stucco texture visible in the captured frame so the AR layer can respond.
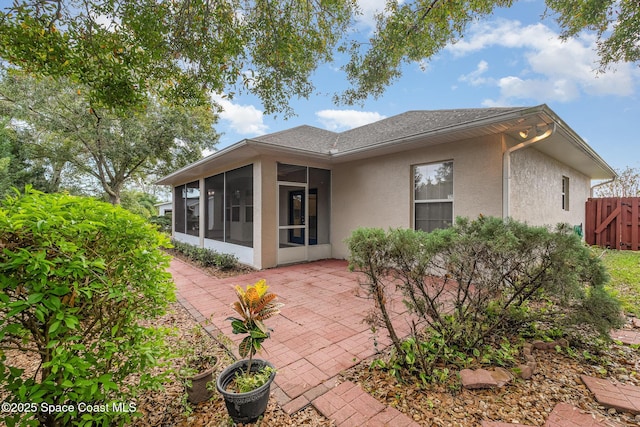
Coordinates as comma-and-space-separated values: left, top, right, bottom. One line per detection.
330, 135, 504, 259
509, 147, 589, 228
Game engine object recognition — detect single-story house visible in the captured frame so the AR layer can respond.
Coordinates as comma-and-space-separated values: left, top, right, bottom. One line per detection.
155, 201, 173, 217
156, 104, 616, 270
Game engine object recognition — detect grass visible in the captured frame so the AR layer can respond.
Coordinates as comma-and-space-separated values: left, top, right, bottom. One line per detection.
598, 248, 640, 316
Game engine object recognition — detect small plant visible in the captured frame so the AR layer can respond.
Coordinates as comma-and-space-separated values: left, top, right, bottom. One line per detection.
480, 339, 519, 367
233, 366, 275, 393
226, 280, 283, 391
170, 239, 239, 270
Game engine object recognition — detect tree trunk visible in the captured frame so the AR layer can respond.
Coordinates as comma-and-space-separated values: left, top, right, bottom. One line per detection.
109, 192, 121, 205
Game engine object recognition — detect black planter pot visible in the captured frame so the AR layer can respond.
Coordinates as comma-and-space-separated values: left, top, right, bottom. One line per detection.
216, 359, 276, 424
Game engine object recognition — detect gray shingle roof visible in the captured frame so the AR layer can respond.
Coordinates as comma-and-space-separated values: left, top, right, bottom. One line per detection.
251, 125, 338, 153
250, 107, 527, 154
156, 104, 617, 184
335, 108, 525, 152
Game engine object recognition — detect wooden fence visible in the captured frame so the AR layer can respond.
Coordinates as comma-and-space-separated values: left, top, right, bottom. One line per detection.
585, 197, 640, 250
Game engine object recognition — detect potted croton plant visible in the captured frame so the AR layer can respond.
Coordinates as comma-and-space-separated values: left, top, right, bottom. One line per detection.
216, 279, 284, 424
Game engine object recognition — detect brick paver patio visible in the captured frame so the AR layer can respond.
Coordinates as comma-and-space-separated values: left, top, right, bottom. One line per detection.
170, 257, 636, 426
170, 257, 417, 425
610, 329, 640, 345
582, 375, 640, 415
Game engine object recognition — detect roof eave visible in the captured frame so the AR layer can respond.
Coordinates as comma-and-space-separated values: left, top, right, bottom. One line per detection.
540, 108, 617, 180
331, 105, 544, 162
155, 139, 252, 186
155, 139, 332, 186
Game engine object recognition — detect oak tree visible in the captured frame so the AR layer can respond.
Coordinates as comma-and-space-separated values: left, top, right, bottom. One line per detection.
0, 1, 636, 112
0, 71, 218, 204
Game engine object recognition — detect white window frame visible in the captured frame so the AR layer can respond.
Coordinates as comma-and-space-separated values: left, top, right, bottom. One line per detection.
413, 161, 454, 232
562, 175, 570, 211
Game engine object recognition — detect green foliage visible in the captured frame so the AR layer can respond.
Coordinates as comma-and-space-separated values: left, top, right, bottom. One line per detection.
149, 215, 171, 234
479, 340, 519, 367
0, 188, 176, 427
372, 332, 470, 386
545, 0, 639, 68
0, 0, 355, 115
0, 71, 219, 204
348, 216, 623, 383
347, 227, 405, 356
341, 0, 638, 104
340, 0, 515, 103
599, 249, 640, 316
170, 239, 239, 271
0, 122, 51, 196
232, 366, 274, 394
0, 1, 634, 111
116, 190, 158, 219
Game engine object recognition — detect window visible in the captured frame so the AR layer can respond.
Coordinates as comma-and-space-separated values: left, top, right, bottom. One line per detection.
173, 181, 200, 236
204, 173, 224, 241
414, 162, 453, 233
203, 165, 253, 248
562, 176, 570, 211
225, 165, 253, 246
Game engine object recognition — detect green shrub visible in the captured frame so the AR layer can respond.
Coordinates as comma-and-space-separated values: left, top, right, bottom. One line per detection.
0, 188, 175, 427
348, 216, 623, 381
149, 215, 171, 233
169, 239, 238, 270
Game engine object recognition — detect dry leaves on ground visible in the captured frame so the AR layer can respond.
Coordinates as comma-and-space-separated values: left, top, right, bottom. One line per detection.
342, 333, 640, 427
4, 255, 639, 427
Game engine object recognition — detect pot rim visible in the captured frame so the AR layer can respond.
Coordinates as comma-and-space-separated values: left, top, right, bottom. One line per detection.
185, 354, 220, 381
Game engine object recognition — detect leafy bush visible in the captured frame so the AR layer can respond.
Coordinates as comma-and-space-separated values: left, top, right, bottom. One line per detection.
170, 239, 239, 270
0, 188, 175, 427
348, 216, 623, 381
149, 215, 171, 233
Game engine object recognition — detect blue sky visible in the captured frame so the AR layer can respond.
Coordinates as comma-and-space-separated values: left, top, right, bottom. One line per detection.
213, 0, 639, 172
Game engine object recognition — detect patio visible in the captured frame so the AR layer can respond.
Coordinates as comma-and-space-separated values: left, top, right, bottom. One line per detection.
169, 257, 640, 427
169, 257, 416, 420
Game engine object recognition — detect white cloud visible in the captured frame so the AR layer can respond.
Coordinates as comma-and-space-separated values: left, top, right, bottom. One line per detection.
496, 76, 580, 103
355, 0, 384, 29
458, 60, 491, 86
449, 19, 636, 104
355, 0, 403, 31
211, 94, 268, 135
316, 109, 386, 131
92, 13, 120, 31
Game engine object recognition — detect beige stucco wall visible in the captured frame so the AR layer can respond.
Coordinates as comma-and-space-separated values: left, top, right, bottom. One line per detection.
508, 147, 589, 227
330, 135, 504, 260
257, 159, 276, 269
171, 133, 593, 269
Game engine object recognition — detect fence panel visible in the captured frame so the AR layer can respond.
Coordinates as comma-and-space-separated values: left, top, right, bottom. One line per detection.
586, 197, 640, 250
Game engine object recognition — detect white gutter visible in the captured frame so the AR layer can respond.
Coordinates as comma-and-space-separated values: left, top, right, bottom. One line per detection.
590, 178, 616, 198
502, 123, 556, 218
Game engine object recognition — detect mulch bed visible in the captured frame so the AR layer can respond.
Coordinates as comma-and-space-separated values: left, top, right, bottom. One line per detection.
4, 255, 639, 426
132, 301, 333, 426
343, 340, 640, 426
